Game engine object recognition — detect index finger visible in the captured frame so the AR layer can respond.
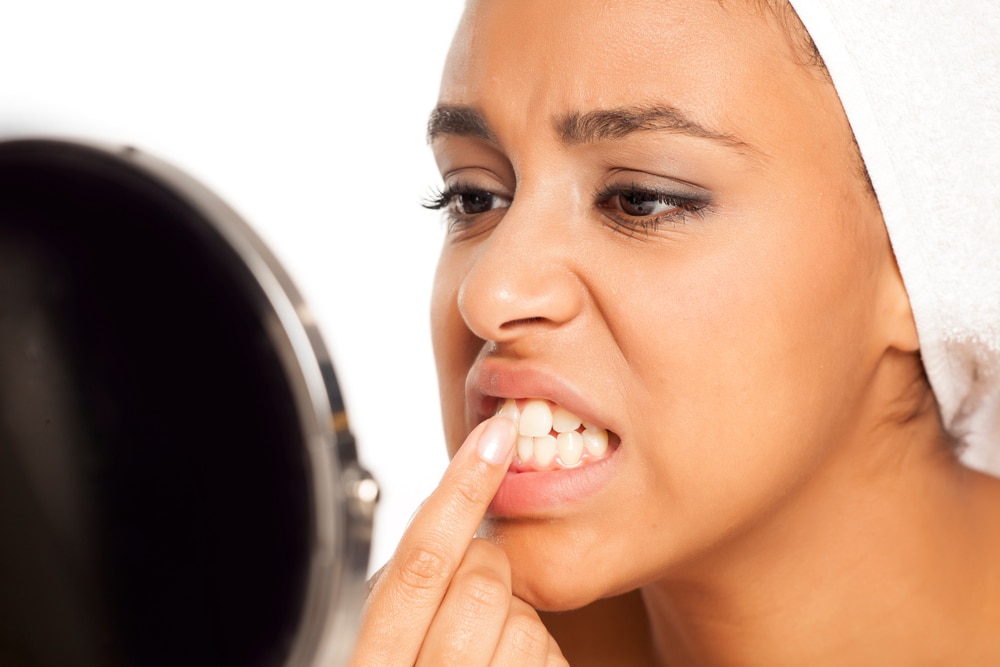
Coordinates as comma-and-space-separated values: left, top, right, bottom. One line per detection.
353, 416, 517, 664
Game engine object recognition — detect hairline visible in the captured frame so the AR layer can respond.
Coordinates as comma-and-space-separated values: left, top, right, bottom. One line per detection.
440, 0, 874, 195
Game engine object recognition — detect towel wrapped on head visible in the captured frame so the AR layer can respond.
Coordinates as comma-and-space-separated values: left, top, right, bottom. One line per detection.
787, 0, 1000, 475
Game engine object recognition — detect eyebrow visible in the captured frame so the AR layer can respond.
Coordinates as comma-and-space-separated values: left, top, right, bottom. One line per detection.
558, 104, 751, 150
427, 105, 496, 143
427, 103, 755, 153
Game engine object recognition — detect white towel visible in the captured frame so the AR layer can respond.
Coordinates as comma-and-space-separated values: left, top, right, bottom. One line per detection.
786, 1, 1000, 475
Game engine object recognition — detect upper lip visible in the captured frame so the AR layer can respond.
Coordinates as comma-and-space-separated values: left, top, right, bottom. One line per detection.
465, 358, 614, 434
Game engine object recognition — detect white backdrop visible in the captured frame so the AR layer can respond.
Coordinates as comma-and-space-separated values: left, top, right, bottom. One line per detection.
1, 1, 466, 575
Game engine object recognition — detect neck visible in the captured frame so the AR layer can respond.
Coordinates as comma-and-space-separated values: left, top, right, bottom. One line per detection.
641, 410, 1000, 666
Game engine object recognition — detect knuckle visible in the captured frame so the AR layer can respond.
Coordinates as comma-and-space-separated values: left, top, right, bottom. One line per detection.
446, 467, 491, 513
456, 570, 510, 613
505, 612, 552, 658
395, 543, 451, 593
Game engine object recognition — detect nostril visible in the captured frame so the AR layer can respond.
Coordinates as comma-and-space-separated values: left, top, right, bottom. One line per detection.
499, 316, 548, 330
455, 230, 584, 341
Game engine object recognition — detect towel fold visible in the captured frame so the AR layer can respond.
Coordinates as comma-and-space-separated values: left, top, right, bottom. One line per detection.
787, 1, 1000, 475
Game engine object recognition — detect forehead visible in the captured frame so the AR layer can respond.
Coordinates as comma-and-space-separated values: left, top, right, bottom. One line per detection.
439, 0, 823, 149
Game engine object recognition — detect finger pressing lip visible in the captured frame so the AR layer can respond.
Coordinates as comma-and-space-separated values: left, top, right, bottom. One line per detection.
353, 416, 517, 665
397, 415, 516, 581
477, 415, 518, 464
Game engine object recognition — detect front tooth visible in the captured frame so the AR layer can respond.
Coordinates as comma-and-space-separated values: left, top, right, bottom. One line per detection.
582, 424, 609, 457
516, 435, 534, 464
496, 398, 520, 421
533, 434, 557, 466
519, 400, 553, 437
556, 431, 583, 466
551, 406, 582, 433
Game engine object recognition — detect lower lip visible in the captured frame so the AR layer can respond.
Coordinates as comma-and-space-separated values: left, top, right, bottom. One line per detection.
487, 448, 620, 516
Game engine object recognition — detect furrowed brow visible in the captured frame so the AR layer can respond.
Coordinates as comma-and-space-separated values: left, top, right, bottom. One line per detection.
427, 105, 497, 143
557, 104, 754, 152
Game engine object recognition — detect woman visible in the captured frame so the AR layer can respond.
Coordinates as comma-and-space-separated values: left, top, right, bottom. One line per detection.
352, 0, 1000, 664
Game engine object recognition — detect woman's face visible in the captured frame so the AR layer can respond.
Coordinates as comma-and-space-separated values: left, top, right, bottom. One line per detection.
430, 0, 904, 610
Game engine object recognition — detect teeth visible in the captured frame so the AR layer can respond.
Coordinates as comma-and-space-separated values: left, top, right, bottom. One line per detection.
516, 435, 534, 463
497, 399, 520, 421
494, 399, 613, 469
533, 434, 558, 466
518, 399, 553, 437
556, 431, 583, 466
551, 406, 582, 433
582, 424, 608, 457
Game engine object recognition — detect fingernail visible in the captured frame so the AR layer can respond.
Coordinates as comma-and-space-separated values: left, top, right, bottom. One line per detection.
477, 416, 516, 465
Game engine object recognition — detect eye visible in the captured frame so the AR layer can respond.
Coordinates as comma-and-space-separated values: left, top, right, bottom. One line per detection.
423, 184, 512, 218
601, 189, 687, 217
453, 190, 508, 215
596, 184, 709, 233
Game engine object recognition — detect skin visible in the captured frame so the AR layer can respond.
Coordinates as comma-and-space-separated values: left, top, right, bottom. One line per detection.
351, 1, 1000, 665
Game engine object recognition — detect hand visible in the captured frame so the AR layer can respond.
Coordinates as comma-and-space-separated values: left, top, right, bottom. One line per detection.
350, 416, 569, 666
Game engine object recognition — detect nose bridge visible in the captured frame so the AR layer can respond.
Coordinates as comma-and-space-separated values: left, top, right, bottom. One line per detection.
457, 185, 584, 342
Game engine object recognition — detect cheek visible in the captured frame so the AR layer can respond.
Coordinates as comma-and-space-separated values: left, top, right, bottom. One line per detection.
609, 203, 883, 510
633, 204, 874, 384
430, 251, 480, 455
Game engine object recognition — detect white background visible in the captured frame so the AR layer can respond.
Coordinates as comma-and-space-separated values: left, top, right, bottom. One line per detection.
1, 1, 466, 575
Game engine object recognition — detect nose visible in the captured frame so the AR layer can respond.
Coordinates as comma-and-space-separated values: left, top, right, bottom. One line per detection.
457, 197, 585, 344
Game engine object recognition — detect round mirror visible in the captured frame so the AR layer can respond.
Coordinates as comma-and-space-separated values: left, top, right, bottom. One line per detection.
0, 138, 376, 667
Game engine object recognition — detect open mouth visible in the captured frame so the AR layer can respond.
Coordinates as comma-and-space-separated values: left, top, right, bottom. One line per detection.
494, 398, 621, 471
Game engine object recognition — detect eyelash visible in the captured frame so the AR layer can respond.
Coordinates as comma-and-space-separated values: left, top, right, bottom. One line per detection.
594, 183, 710, 234
423, 182, 710, 233
423, 183, 511, 227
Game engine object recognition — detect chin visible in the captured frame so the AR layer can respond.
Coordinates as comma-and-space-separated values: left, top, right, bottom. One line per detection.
484, 520, 638, 612
511, 566, 605, 612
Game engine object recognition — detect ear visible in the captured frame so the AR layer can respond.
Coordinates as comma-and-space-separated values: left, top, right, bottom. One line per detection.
880, 255, 920, 354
